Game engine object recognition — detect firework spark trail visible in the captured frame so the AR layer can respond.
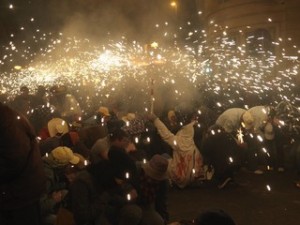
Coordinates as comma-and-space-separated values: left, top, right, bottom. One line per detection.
0, 3, 299, 116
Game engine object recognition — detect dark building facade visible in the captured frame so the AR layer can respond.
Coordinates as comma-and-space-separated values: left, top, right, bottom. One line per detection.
197, 0, 300, 56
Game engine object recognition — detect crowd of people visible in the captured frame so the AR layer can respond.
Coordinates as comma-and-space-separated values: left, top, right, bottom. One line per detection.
1, 84, 300, 225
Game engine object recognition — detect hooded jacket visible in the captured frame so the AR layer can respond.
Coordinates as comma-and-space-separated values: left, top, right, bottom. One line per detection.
153, 118, 203, 188
216, 108, 246, 133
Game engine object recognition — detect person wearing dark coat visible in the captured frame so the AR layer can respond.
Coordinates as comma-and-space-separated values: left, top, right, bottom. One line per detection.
0, 103, 46, 225
201, 125, 242, 189
69, 161, 113, 225
108, 145, 144, 225
70, 147, 142, 225
136, 154, 170, 225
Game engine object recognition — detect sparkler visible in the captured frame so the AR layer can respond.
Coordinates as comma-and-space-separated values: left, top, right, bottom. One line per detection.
237, 128, 244, 144
150, 78, 155, 114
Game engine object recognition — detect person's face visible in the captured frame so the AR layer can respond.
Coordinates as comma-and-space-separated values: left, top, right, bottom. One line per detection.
98, 114, 110, 123
65, 172, 77, 183
114, 178, 125, 185
115, 137, 130, 149
125, 142, 137, 153
103, 115, 111, 122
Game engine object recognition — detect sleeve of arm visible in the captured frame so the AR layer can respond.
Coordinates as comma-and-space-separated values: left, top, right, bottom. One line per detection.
39, 169, 57, 215
153, 118, 177, 149
39, 193, 56, 215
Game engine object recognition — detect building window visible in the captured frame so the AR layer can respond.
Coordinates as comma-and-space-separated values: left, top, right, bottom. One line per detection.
246, 28, 274, 57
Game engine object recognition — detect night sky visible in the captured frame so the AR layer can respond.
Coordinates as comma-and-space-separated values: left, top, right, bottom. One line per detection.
0, 0, 199, 44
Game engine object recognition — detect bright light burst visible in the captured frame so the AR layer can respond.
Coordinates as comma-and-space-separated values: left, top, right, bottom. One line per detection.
0, 4, 300, 117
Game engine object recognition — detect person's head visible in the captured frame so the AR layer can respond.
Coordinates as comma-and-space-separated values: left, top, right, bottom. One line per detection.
108, 146, 137, 183
267, 106, 276, 120
91, 137, 110, 163
167, 110, 177, 123
64, 153, 87, 183
20, 86, 29, 96
109, 128, 131, 150
241, 111, 254, 131
36, 85, 46, 95
97, 106, 111, 123
122, 113, 136, 122
50, 146, 80, 166
142, 154, 169, 181
194, 209, 236, 225
0, 103, 37, 155
174, 103, 196, 127
121, 116, 145, 143
47, 118, 69, 137
264, 122, 275, 140
50, 85, 68, 97
28, 104, 59, 133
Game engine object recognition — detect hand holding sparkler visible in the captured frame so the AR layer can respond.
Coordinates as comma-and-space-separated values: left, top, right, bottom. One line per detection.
144, 112, 158, 122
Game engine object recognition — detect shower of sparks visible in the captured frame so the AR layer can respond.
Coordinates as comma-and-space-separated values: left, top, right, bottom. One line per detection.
1, 2, 300, 124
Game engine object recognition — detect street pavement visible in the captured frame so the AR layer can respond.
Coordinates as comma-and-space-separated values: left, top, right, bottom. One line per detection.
168, 168, 300, 225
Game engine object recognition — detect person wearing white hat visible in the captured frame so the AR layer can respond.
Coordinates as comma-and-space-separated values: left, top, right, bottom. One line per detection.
215, 108, 254, 134
215, 107, 264, 174
47, 118, 69, 137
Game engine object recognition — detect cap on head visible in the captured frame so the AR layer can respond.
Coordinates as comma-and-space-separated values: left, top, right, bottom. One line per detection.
98, 106, 110, 117
47, 118, 69, 137
51, 146, 80, 165
122, 113, 136, 122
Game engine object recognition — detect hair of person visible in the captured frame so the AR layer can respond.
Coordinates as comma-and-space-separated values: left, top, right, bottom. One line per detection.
194, 209, 236, 225
109, 128, 129, 142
